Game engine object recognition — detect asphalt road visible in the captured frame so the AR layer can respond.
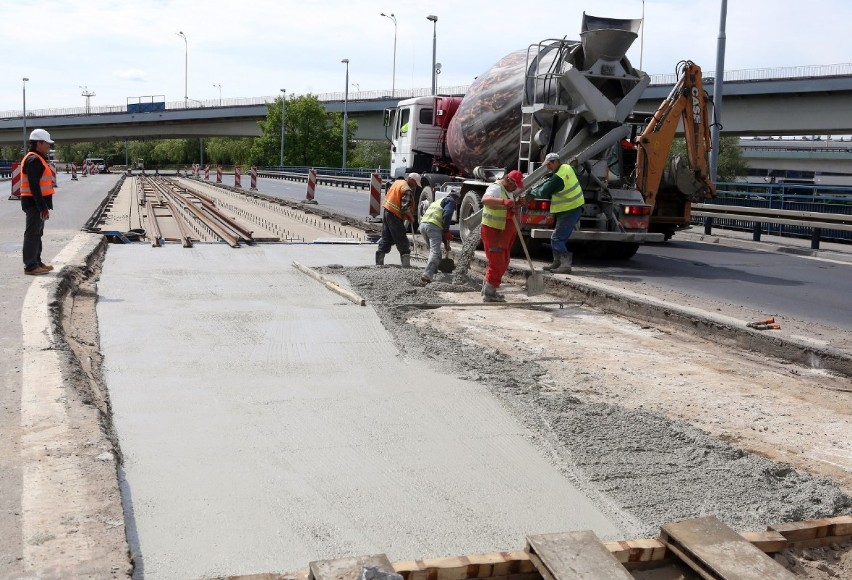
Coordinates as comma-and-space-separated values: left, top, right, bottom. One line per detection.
255, 176, 852, 332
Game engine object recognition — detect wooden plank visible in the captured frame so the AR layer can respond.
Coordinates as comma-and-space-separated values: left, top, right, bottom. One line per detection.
739, 531, 788, 554
660, 516, 796, 580
769, 515, 852, 542
526, 531, 633, 580
309, 554, 395, 580
603, 539, 669, 565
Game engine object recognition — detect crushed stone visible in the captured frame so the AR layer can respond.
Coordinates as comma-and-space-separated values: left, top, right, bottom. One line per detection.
337, 265, 852, 538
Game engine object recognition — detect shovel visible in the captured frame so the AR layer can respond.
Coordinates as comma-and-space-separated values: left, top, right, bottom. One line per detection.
510, 213, 545, 296
438, 241, 455, 273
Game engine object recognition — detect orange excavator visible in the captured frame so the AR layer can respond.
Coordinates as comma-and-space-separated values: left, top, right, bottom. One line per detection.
634, 60, 717, 239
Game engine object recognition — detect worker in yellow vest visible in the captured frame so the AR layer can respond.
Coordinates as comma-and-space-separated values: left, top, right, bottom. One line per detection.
376, 172, 421, 267
480, 170, 525, 301
418, 191, 460, 283
530, 152, 584, 274
20, 129, 56, 276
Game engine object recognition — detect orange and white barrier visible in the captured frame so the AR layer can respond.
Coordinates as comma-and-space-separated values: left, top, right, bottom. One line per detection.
305, 168, 318, 204
50, 162, 58, 188
234, 165, 242, 188
204, 164, 210, 180
9, 162, 21, 199
250, 166, 258, 190
369, 173, 382, 217
71, 163, 78, 180
216, 165, 223, 183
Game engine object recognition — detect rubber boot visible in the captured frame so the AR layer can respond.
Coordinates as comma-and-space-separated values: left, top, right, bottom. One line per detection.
400, 254, 411, 268
551, 252, 572, 274
375, 251, 385, 266
481, 282, 506, 302
542, 254, 561, 272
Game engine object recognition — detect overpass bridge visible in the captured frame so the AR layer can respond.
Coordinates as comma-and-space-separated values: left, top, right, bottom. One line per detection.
2, 63, 852, 145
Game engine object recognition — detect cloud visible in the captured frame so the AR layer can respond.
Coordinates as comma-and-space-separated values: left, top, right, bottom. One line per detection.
113, 69, 149, 82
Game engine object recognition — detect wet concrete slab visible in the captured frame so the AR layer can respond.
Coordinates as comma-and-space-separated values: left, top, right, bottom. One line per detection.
96, 243, 625, 580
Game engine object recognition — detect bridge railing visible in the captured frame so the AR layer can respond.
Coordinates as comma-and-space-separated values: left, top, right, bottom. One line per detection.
691, 181, 852, 247
4, 62, 852, 120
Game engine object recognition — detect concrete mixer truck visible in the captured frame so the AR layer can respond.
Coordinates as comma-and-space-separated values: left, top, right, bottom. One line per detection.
384, 12, 715, 259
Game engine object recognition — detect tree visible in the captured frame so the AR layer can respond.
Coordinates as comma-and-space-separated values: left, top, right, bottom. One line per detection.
348, 140, 391, 170
251, 94, 357, 167
669, 135, 748, 182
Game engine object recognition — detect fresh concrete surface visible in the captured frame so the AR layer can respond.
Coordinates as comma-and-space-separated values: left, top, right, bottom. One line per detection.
97, 244, 626, 580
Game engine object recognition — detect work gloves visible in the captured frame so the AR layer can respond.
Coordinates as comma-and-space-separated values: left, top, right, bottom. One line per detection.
442, 231, 453, 241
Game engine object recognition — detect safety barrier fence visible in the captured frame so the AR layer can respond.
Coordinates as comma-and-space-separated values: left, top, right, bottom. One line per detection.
692, 182, 852, 247
257, 167, 388, 189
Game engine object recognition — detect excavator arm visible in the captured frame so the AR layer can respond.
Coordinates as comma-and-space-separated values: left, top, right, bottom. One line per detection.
634, 61, 716, 209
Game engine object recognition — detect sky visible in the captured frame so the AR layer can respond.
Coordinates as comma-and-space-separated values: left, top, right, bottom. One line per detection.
3, 0, 852, 114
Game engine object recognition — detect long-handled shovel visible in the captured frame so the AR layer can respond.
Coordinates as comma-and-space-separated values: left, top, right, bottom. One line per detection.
510, 213, 545, 296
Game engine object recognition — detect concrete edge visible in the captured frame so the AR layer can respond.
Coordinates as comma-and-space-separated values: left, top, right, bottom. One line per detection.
20, 232, 132, 577
675, 230, 852, 265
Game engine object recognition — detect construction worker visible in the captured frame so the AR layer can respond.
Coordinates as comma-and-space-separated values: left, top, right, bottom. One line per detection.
530, 152, 584, 274
480, 169, 525, 302
20, 129, 56, 276
376, 172, 421, 267
418, 191, 460, 284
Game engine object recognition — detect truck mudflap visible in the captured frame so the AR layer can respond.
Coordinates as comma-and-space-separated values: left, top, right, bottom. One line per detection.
529, 229, 665, 243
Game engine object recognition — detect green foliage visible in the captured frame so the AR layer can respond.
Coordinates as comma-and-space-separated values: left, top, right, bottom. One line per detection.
669, 135, 748, 182
251, 94, 358, 167
348, 140, 391, 170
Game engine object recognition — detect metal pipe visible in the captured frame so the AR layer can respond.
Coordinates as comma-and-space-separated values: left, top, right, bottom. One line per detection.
22, 77, 28, 155
427, 15, 438, 94
280, 88, 286, 166
380, 13, 397, 97
341, 59, 349, 169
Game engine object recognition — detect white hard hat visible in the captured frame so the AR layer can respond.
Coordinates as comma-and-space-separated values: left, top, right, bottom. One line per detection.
407, 172, 422, 186
544, 152, 560, 163
29, 129, 54, 144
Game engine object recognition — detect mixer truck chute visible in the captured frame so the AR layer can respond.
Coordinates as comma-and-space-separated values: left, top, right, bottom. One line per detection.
385, 12, 714, 259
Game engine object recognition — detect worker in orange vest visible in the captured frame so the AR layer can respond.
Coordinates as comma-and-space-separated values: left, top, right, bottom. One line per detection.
20, 129, 56, 276
376, 172, 421, 267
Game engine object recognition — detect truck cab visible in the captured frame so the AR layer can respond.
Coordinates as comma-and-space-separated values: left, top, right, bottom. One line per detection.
386, 97, 444, 180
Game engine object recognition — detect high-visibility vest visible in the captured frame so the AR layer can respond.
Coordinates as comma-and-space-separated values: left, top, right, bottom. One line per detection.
550, 163, 584, 214
481, 182, 509, 231
383, 179, 413, 219
420, 198, 447, 229
19, 152, 55, 198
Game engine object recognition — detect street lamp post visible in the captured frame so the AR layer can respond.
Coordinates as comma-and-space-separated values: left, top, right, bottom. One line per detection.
341, 59, 349, 170
380, 12, 397, 97
22, 77, 28, 155
80, 85, 96, 115
709, 0, 728, 183
279, 88, 286, 167
427, 15, 438, 95
177, 31, 188, 107
640, 0, 645, 70
213, 84, 222, 106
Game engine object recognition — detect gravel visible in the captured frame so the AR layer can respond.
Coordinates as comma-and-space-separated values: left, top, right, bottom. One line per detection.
334, 265, 852, 538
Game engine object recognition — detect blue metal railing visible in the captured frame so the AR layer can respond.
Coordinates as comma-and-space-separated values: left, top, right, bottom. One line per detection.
263, 165, 391, 180
693, 181, 852, 242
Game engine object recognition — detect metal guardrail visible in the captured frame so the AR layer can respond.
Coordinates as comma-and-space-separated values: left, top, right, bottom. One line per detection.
693, 203, 852, 249
258, 169, 375, 191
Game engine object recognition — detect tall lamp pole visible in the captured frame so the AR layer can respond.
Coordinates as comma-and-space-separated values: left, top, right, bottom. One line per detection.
380, 12, 397, 97
80, 85, 96, 115
279, 88, 286, 167
213, 84, 222, 106
639, 0, 645, 70
709, 0, 728, 183
22, 77, 29, 155
427, 15, 438, 95
341, 59, 349, 169
177, 31, 188, 107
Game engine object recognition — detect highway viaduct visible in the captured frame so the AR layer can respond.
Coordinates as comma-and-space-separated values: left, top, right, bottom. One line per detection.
2, 69, 852, 146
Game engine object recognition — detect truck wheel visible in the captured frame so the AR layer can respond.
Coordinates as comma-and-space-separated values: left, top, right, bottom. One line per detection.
459, 191, 483, 243
416, 187, 434, 227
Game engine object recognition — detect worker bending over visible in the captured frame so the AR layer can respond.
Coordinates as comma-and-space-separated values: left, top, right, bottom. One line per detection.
480, 170, 525, 302
376, 172, 421, 267
530, 152, 584, 274
418, 190, 460, 284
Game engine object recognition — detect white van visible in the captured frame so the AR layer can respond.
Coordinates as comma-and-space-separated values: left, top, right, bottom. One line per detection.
84, 158, 107, 172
